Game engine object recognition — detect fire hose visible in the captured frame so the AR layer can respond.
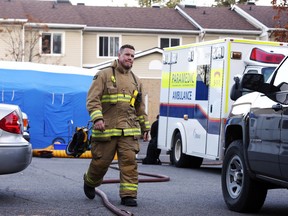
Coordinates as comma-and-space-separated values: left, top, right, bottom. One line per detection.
95, 163, 170, 216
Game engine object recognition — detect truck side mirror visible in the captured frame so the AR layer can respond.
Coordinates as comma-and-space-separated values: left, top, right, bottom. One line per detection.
274, 82, 288, 105
241, 73, 284, 103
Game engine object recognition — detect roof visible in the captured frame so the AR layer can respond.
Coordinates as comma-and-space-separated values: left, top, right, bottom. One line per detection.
76, 6, 197, 31
1, 0, 86, 24
0, 0, 26, 19
0, 0, 196, 31
178, 6, 259, 30
0, 0, 279, 33
237, 5, 287, 29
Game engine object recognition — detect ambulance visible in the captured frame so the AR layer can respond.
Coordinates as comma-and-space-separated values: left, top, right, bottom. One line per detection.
158, 38, 288, 168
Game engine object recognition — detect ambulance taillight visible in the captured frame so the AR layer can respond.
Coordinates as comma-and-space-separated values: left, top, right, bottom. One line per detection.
250, 48, 285, 64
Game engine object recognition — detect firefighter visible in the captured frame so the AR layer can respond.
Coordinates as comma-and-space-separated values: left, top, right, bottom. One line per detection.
83, 44, 150, 207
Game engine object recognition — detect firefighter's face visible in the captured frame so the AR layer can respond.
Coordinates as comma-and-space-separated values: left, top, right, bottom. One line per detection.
118, 48, 135, 70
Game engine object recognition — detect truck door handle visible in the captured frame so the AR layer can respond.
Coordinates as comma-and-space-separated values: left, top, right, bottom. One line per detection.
272, 103, 282, 111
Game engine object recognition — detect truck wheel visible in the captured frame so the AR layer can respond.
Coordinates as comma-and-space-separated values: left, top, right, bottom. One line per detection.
221, 140, 267, 213
170, 132, 190, 168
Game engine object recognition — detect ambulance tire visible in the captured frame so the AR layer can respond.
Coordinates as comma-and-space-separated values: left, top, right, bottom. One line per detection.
170, 132, 191, 168
221, 140, 267, 213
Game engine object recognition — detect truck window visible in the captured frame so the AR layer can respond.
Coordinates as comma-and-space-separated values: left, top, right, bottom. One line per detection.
246, 69, 258, 74
262, 67, 276, 82
273, 59, 288, 86
246, 67, 275, 83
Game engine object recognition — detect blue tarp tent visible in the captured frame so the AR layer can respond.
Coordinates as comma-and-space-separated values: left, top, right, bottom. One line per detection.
0, 61, 98, 149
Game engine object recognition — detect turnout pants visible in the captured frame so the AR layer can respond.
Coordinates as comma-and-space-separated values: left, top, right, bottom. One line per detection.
84, 135, 140, 198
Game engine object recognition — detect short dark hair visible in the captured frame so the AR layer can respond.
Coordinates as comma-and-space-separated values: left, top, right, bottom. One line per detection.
120, 44, 135, 53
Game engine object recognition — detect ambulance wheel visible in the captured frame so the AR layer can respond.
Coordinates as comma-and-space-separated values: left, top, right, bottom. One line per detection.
170, 132, 190, 168
221, 140, 267, 213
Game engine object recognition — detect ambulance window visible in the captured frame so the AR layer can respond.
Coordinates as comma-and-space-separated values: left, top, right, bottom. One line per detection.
212, 46, 224, 59
197, 64, 210, 86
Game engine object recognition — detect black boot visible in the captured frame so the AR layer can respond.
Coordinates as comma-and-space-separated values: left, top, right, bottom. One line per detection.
83, 182, 95, 200
83, 174, 95, 199
121, 197, 137, 207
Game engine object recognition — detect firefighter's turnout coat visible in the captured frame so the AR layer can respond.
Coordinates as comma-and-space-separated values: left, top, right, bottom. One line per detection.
87, 60, 150, 139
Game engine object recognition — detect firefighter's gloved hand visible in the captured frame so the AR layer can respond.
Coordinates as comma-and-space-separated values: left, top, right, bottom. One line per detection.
93, 119, 105, 132
143, 131, 149, 142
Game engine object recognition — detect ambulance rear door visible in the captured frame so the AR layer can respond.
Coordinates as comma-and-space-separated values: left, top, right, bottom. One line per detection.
206, 44, 226, 158
158, 50, 177, 150
185, 45, 212, 156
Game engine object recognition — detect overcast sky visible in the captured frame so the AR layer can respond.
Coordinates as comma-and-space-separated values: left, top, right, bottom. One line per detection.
69, 0, 272, 7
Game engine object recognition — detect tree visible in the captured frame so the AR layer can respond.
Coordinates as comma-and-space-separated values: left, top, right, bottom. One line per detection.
0, 22, 25, 62
214, 0, 252, 7
139, 0, 159, 7
0, 16, 48, 62
271, 0, 288, 42
138, 0, 180, 8
166, 0, 181, 8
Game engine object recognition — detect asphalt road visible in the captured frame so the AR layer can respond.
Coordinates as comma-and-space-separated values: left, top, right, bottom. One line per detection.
0, 142, 288, 216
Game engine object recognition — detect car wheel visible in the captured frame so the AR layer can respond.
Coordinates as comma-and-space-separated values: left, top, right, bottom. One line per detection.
221, 140, 267, 213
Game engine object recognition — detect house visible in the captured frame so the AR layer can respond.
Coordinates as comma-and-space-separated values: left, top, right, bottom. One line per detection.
0, 0, 284, 124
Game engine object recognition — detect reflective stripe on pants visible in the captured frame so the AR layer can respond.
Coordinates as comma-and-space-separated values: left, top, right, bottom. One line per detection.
84, 135, 139, 198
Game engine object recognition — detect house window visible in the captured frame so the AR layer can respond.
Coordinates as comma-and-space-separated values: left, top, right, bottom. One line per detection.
42, 33, 62, 54
99, 36, 119, 57
160, 38, 180, 49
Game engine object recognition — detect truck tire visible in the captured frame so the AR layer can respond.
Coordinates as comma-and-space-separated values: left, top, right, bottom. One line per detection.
221, 140, 267, 213
171, 132, 200, 168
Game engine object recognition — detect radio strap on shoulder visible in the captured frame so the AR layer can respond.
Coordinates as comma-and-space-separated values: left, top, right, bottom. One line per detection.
111, 67, 139, 91
111, 67, 116, 87
130, 71, 139, 91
